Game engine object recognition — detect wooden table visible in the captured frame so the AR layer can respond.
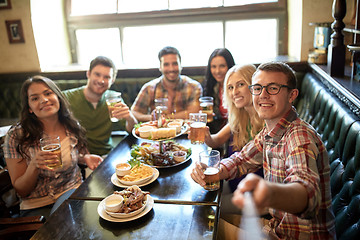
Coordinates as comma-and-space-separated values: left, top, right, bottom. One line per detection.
31, 134, 222, 240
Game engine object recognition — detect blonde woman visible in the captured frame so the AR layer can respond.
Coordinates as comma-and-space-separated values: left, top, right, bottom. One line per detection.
191, 64, 265, 230
203, 64, 263, 153
191, 64, 264, 194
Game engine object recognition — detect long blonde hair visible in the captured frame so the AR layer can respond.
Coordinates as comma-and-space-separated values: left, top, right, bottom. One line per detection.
223, 64, 264, 151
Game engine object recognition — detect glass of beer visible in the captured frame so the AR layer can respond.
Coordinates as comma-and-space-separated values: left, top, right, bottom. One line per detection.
199, 150, 220, 191
189, 112, 207, 144
40, 136, 62, 169
154, 98, 169, 115
199, 96, 214, 122
106, 92, 123, 122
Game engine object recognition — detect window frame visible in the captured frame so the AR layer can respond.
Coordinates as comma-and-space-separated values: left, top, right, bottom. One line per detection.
65, 0, 287, 66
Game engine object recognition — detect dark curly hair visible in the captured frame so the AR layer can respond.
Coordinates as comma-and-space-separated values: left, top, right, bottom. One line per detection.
15, 75, 88, 159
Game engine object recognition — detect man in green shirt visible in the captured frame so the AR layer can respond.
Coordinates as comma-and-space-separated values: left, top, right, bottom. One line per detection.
63, 56, 137, 156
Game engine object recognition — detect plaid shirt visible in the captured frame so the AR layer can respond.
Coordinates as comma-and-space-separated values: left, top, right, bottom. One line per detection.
221, 107, 336, 239
131, 75, 202, 114
3, 126, 84, 209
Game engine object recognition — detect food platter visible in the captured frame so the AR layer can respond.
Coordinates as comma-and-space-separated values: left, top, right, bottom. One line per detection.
97, 195, 154, 222
111, 168, 159, 188
132, 124, 188, 141
129, 141, 192, 168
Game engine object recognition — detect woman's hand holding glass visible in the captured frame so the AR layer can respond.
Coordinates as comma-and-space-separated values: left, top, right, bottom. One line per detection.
32, 150, 60, 171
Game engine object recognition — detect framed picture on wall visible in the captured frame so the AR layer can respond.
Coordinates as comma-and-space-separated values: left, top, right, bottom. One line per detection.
0, 0, 12, 10
5, 20, 25, 44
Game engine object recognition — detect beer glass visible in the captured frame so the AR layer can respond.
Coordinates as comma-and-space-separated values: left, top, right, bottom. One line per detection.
106, 92, 123, 122
199, 96, 214, 122
40, 136, 62, 169
189, 112, 207, 144
199, 150, 220, 191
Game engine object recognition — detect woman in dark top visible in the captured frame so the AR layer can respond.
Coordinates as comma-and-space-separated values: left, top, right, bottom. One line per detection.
203, 48, 235, 133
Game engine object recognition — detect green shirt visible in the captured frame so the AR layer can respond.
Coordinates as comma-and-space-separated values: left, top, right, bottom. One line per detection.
63, 86, 125, 155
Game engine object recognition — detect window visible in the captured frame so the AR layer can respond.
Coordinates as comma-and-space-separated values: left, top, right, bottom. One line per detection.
225, 19, 278, 65
122, 22, 223, 68
61, 0, 286, 69
75, 28, 123, 67
71, 0, 117, 15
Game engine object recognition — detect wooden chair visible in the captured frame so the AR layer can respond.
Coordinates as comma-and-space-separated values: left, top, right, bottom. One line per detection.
0, 169, 45, 240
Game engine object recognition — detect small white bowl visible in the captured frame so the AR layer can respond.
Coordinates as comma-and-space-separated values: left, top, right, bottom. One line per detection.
115, 163, 131, 177
167, 122, 182, 134
173, 150, 187, 163
104, 194, 124, 213
138, 126, 155, 138
172, 119, 184, 126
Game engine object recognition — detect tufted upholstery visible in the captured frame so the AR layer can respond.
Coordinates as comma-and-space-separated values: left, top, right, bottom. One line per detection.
0, 77, 151, 122
295, 73, 360, 239
0, 75, 205, 126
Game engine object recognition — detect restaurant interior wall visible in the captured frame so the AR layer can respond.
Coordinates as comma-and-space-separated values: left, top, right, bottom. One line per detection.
287, 0, 355, 62
0, 0, 40, 73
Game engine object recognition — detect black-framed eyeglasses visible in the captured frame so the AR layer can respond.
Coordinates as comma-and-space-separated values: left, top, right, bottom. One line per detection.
248, 83, 293, 95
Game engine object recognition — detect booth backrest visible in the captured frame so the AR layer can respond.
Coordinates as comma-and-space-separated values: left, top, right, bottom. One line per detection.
0, 77, 151, 121
295, 73, 360, 239
0, 75, 204, 126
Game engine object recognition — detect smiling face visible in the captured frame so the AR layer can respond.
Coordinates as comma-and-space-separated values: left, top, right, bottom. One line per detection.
28, 82, 60, 120
159, 54, 182, 83
210, 56, 229, 83
252, 70, 298, 130
226, 72, 252, 109
86, 64, 114, 96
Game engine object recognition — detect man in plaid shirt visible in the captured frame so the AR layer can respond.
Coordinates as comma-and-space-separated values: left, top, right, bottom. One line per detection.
191, 62, 336, 239
131, 46, 202, 122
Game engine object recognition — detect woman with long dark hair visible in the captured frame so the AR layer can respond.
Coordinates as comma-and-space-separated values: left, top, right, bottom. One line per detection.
203, 48, 235, 132
3, 76, 102, 218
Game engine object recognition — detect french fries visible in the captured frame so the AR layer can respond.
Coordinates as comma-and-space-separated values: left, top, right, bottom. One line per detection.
120, 164, 153, 182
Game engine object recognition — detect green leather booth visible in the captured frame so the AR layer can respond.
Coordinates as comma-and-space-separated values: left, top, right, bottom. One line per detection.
0, 77, 152, 125
295, 73, 360, 239
0, 75, 204, 126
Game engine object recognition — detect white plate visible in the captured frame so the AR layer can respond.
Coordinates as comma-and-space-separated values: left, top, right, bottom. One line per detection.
98, 196, 154, 222
111, 168, 159, 188
105, 195, 148, 218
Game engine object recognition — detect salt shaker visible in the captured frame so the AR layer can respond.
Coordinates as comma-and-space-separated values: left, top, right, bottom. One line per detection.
156, 106, 163, 128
